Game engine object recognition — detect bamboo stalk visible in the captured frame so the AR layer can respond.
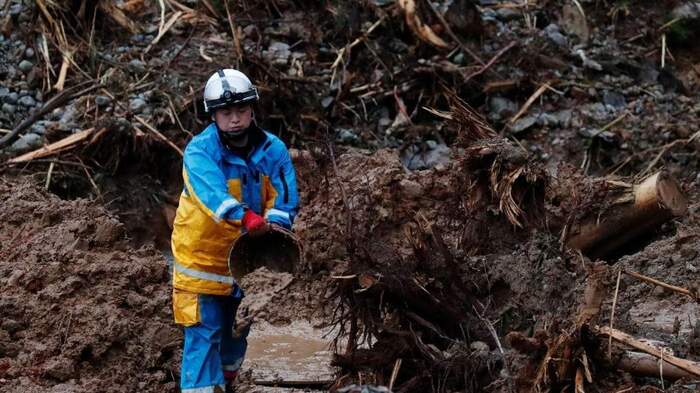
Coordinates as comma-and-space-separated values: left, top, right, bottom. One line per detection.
566, 171, 687, 259
598, 326, 700, 377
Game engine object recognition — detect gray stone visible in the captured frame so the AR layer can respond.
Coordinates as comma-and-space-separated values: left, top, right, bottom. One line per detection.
2, 103, 16, 114
496, 8, 519, 21
95, 95, 111, 107
31, 122, 47, 135
470, 341, 490, 353
0, 87, 9, 99
18, 60, 33, 73
336, 128, 359, 144
603, 91, 626, 109
24, 47, 34, 58
488, 96, 518, 120
5, 92, 18, 105
9, 133, 43, 153
536, 113, 560, 127
18, 95, 36, 107
671, 2, 700, 19
400, 141, 451, 170
129, 97, 147, 114
9, 4, 22, 16
576, 49, 602, 71
130, 34, 146, 43
510, 115, 537, 134
321, 96, 334, 108
544, 24, 568, 47
553, 110, 572, 127
263, 42, 291, 65
128, 59, 146, 73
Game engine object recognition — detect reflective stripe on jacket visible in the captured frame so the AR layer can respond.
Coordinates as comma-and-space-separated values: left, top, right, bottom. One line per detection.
171, 123, 299, 295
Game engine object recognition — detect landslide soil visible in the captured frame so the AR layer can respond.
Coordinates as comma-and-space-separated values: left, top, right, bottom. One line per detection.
1, 0, 700, 392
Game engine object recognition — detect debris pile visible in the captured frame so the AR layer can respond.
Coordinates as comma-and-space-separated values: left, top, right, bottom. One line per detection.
1, 0, 700, 392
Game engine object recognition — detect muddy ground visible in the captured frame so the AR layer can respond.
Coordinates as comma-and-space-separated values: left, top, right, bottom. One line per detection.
1, 0, 700, 392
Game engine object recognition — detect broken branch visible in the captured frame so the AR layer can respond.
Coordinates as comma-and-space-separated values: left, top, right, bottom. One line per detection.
623, 269, 697, 301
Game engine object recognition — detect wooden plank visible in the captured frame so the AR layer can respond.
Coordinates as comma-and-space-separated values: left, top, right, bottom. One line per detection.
8, 128, 95, 163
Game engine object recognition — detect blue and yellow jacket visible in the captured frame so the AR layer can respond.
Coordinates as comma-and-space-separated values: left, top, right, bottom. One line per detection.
171, 123, 299, 296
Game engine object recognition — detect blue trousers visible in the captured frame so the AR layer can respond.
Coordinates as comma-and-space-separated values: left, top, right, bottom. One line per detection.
180, 287, 247, 392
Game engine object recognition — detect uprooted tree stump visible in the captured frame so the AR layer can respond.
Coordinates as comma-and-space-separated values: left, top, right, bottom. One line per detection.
566, 171, 687, 260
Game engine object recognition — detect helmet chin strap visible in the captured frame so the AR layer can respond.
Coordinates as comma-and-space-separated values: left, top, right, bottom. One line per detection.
217, 123, 252, 150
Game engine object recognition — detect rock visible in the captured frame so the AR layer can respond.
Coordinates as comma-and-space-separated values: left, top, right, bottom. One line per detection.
321, 96, 334, 108
671, 2, 700, 19
536, 113, 559, 127
128, 59, 146, 73
18, 95, 36, 107
336, 128, 359, 144
2, 103, 16, 114
510, 115, 537, 134
129, 97, 147, 114
18, 60, 33, 73
9, 133, 43, 153
43, 357, 77, 381
0, 331, 21, 357
553, 109, 572, 127
0, 86, 9, 99
470, 341, 490, 353
577, 128, 618, 144
400, 141, 451, 170
1, 319, 22, 334
399, 179, 423, 198
9, 4, 22, 16
30, 122, 47, 135
496, 8, 519, 21
263, 41, 291, 65
130, 34, 146, 43
488, 96, 517, 120
544, 24, 568, 47
575, 49, 602, 71
5, 92, 18, 105
602, 91, 626, 109
95, 95, 111, 107
24, 47, 34, 58
57, 121, 78, 132
559, 4, 589, 43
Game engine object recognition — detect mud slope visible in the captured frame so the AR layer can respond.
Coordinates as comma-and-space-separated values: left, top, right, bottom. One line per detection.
0, 178, 179, 393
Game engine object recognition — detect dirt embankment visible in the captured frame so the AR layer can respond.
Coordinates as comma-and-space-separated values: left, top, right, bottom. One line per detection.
0, 178, 179, 393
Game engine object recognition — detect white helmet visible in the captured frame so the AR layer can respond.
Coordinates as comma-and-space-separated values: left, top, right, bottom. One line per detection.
203, 69, 259, 113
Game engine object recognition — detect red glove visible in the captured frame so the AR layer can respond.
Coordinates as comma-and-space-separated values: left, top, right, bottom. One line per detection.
242, 209, 267, 236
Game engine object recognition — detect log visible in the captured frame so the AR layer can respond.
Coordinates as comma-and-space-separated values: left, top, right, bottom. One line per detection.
566, 171, 687, 259
617, 351, 697, 380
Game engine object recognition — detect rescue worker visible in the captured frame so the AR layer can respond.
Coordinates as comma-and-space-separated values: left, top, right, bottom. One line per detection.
170, 69, 299, 393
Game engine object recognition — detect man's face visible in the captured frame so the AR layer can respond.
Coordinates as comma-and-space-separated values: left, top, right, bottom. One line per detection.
214, 104, 253, 134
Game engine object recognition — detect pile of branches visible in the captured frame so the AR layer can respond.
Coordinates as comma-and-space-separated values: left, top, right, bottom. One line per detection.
329, 99, 548, 393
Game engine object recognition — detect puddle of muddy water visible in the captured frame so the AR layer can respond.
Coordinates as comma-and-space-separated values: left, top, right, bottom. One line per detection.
245, 320, 337, 384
